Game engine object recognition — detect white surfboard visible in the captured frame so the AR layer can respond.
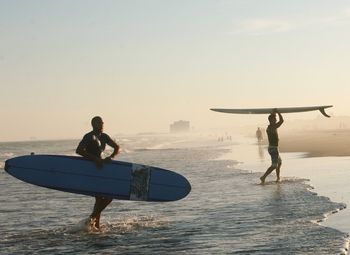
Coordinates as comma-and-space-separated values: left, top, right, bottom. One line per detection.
210, 105, 333, 118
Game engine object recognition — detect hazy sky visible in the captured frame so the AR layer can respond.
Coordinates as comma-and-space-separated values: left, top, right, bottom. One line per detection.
1, 0, 350, 141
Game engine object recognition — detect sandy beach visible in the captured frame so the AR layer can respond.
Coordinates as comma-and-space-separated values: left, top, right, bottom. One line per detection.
280, 129, 350, 157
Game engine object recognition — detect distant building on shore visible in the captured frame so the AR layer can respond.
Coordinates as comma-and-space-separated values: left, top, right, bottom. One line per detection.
170, 120, 190, 133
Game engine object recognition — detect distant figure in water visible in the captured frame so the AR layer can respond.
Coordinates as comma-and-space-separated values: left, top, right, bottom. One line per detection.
76, 116, 119, 229
260, 110, 284, 184
256, 127, 263, 143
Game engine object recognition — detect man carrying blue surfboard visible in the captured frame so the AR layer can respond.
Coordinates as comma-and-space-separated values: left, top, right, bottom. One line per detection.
76, 116, 120, 229
260, 110, 284, 184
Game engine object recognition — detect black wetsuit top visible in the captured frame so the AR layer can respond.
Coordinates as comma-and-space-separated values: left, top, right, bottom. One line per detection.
78, 131, 113, 158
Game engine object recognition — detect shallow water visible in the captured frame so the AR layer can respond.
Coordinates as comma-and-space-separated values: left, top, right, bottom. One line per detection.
0, 135, 348, 254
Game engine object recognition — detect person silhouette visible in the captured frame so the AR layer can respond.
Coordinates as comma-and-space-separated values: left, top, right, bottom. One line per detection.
256, 127, 263, 142
260, 110, 284, 184
76, 116, 119, 229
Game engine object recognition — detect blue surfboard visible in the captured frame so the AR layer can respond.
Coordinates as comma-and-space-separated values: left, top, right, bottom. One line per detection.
4, 155, 191, 202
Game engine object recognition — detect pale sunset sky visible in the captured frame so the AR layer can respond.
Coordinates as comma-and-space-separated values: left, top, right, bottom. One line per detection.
1, 0, 350, 141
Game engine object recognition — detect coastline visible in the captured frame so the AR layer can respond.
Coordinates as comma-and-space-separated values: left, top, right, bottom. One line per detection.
216, 132, 350, 253
280, 129, 350, 238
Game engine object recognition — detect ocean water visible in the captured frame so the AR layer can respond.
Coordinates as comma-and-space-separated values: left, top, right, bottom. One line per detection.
0, 134, 348, 254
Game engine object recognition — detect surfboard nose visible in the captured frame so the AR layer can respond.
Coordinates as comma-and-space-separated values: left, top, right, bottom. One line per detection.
184, 177, 191, 195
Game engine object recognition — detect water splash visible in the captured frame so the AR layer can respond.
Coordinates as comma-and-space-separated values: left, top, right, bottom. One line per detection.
66, 215, 170, 235
100, 215, 169, 234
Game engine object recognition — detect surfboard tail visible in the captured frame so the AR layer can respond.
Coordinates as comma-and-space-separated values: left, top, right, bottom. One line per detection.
4, 160, 9, 172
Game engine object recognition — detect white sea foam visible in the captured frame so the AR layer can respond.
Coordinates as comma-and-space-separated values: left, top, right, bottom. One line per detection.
100, 215, 170, 234
0, 152, 15, 157
341, 236, 350, 255
66, 218, 93, 233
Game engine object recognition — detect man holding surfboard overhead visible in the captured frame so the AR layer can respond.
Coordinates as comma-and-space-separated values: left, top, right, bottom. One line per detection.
210, 105, 333, 182
260, 110, 284, 184
76, 116, 120, 229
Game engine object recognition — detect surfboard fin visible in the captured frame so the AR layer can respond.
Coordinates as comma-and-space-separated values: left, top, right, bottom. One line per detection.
319, 108, 331, 118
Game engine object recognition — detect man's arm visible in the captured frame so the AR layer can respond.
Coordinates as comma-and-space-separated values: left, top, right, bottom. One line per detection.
106, 140, 120, 160
276, 111, 284, 128
76, 143, 103, 167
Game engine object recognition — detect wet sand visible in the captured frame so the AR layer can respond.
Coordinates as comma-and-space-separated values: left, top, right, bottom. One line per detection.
277, 129, 350, 238
279, 129, 350, 157
218, 133, 350, 239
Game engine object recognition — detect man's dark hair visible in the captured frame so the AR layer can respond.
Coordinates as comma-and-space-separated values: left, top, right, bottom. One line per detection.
91, 116, 102, 126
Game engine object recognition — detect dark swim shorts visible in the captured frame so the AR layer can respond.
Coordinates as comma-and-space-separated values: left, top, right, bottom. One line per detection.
268, 146, 282, 166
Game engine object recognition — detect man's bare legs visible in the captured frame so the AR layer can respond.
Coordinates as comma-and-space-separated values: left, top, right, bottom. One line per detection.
260, 165, 276, 184
276, 161, 282, 182
260, 161, 282, 184
90, 197, 113, 229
